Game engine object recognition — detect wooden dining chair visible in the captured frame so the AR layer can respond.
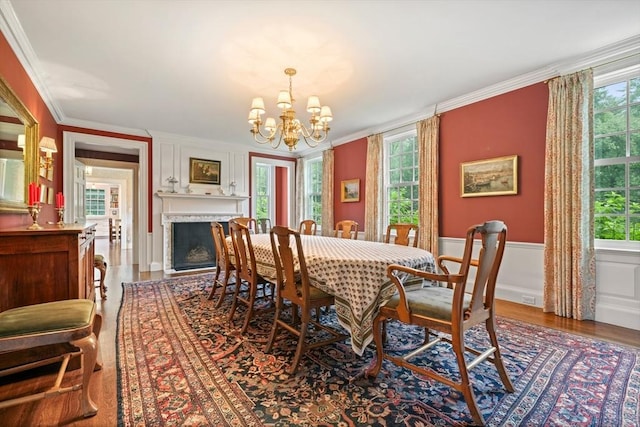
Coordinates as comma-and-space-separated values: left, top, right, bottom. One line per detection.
0, 299, 101, 417
368, 220, 514, 426
298, 219, 317, 235
334, 220, 358, 239
265, 226, 347, 374
256, 218, 272, 234
232, 216, 257, 233
208, 222, 236, 307
384, 223, 419, 247
228, 219, 273, 334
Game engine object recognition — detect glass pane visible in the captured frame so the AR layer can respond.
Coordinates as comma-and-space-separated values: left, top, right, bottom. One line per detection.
630, 77, 640, 103
389, 155, 400, 170
401, 168, 413, 182
631, 104, 640, 131
389, 170, 400, 184
595, 164, 625, 189
629, 189, 640, 214
594, 134, 626, 159
594, 81, 627, 110
389, 142, 401, 155
631, 131, 640, 156
595, 190, 625, 214
594, 108, 627, 135
631, 162, 640, 187
630, 216, 640, 241
594, 215, 626, 240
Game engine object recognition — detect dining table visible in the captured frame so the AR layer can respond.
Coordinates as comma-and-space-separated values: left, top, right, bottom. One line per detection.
229, 233, 436, 356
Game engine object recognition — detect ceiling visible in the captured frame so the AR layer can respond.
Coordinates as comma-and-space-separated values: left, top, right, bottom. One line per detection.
2, 0, 640, 155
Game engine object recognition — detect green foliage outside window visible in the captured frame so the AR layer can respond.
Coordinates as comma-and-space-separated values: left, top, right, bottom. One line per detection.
306, 158, 323, 224
594, 76, 640, 241
387, 134, 419, 225
255, 164, 269, 219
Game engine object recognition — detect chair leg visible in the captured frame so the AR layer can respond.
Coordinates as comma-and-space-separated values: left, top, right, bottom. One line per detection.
367, 313, 385, 378
227, 279, 242, 326
265, 297, 283, 353
240, 283, 257, 334
215, 270, 233, 308
207, 266, 222, 300
70, 333, 99, 417
288, 317, 309, 375
451, 330, 484, 426
486, 317, 515, 392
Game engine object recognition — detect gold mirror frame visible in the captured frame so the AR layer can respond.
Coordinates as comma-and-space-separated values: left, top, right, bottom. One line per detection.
0, 75, 38, 213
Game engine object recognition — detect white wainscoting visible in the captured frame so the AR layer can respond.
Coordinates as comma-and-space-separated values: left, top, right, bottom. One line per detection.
439, 237, 639, 331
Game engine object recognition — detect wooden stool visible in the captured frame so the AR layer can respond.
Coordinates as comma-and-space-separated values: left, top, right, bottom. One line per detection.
0, 300, 101, 418
94, 255, 107, 300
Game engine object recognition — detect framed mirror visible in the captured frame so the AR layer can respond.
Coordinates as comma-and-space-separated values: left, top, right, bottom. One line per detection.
0, 75, 38, 213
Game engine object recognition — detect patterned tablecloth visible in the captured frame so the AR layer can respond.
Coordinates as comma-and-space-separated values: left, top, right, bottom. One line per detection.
232, 234, 435, 356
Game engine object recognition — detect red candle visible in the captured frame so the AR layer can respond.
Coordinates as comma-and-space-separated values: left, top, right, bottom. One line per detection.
28, 182, 35, 205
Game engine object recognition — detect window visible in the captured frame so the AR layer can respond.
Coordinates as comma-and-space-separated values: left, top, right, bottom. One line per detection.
304, 157, 323, 225
85, 188, 106, 216
254, 163, 270, 219
384, 129, 419, 226
594, 66, 640, 246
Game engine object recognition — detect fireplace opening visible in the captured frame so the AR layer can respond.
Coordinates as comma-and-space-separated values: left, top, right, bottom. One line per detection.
172, 222, 228, 271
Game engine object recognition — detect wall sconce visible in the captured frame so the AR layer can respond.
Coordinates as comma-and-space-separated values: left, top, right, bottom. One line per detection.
39, 136, 57, 168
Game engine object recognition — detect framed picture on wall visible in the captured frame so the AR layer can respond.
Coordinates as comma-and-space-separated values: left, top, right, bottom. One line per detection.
460, 155, 518, 197
341, 179, 360, 202
189, 157, 221, 185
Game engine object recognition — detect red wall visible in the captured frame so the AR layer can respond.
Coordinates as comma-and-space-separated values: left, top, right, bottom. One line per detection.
335, 83, 548, 243
275, 166, 288, 226
333, 137, 367, 230
439, 83, 548, 242
0, 32, 58, 228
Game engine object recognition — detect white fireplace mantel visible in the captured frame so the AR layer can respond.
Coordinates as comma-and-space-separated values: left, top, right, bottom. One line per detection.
157, 192, 248, 272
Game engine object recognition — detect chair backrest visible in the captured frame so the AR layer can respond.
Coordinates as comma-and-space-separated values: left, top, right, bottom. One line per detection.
210, 221, 231, 270
270, 225, 312, 305
334, 220, 358, 239
229, 220, 258, 284
232, 216, 257, 233
299, 219, 317, 235
384, 223, 419, 247
455, 220, 507, 317
256, 218, 272, 234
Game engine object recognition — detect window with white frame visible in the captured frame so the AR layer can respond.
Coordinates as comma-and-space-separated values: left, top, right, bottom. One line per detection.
85, 188, 106, 216
304, 156, 323, 225
594, 65, 640, 247
383, 129, 419, 227
254, 163, 270, 219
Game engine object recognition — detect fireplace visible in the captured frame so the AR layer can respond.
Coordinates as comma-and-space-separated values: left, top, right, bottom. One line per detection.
158, 192, 248, 273
172, 222, 229, 270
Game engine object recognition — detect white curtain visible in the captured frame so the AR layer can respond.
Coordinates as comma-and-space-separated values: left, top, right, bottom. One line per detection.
364, 134, 383, 241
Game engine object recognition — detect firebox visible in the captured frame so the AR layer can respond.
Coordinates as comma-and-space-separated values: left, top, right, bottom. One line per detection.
171, 222, 228, 271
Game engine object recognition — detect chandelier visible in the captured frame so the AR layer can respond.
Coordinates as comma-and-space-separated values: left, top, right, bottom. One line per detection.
248, 68, 333, 151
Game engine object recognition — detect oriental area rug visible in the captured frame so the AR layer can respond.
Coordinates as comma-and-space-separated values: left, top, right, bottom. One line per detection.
117, 273, 639, 426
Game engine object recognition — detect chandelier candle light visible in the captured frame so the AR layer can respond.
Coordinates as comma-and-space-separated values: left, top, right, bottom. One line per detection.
248, 68, 333, 151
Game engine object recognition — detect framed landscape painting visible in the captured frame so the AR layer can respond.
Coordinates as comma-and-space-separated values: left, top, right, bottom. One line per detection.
341, 179, 360, 202
189, 157, 221, 185
460, 155, 518, 197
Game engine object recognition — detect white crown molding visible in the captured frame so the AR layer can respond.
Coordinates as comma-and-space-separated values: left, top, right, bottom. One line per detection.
60, 117, 152, 138
0, 0, 65, 122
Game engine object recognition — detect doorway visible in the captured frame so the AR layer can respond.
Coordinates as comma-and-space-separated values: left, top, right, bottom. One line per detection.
63, 131, 149, 270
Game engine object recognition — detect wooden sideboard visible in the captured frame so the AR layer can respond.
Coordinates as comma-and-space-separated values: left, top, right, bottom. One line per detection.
0, 223, 96, 311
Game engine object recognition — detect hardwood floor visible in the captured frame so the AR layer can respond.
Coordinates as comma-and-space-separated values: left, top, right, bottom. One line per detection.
0, 237, 637, 426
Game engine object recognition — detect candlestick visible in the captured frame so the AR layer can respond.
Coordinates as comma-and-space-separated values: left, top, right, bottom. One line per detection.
27, 203, 43, 230
56, 207, 65, 226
